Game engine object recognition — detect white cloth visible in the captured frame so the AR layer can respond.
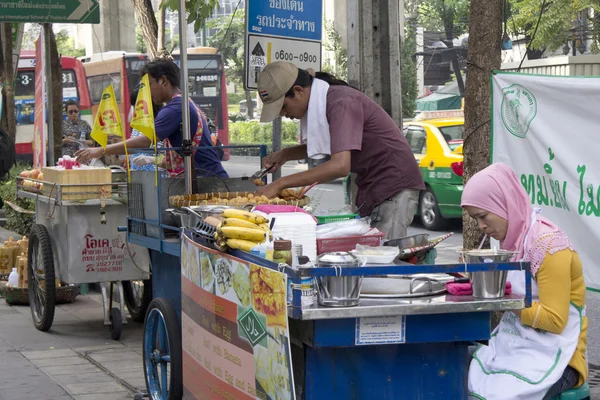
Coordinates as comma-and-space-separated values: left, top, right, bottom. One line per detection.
468, 210, 583, 400
299, 78, 331, 160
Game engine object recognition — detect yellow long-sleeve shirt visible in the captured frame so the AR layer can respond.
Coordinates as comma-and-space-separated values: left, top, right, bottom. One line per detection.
520, 248, 588, 387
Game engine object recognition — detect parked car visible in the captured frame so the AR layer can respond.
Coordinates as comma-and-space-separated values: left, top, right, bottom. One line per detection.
404, 111, 464, 230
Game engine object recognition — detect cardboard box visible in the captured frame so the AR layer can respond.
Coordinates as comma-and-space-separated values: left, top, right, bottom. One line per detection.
42, 167, 112, 201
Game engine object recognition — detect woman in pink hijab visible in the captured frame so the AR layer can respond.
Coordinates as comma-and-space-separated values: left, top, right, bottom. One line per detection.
462, 163, 588, 400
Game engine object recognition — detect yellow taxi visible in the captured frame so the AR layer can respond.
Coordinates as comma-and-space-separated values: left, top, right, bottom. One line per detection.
404, 110, 464, 230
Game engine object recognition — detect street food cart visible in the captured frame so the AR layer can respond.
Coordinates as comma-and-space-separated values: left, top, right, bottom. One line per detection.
124, 166, 532, 399
17, 168, 151, 340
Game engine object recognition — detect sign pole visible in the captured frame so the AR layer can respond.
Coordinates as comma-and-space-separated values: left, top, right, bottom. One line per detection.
43, 24, 54, 165
272, 116, 282, 180
178, 0, 192, 195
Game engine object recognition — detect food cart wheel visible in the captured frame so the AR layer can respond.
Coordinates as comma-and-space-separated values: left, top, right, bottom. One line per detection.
27, 224, 56, 332
123, 279, 152, 323
143, 298, 182, 400
109, 307, 123, 340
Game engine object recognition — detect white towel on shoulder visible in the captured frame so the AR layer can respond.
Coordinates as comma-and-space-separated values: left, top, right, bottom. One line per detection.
299, 78, 331, 159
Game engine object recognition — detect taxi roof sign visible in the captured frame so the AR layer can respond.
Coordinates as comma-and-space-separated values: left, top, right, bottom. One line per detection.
415, 110, 464, 121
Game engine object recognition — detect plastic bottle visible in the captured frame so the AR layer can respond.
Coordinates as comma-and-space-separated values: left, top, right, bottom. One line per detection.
265, 242, 274, 261
80, 131, 86, 141
8, 268, 19, 287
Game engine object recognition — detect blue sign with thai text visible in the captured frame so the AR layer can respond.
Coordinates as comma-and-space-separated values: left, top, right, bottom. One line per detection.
247, 0, 322, 42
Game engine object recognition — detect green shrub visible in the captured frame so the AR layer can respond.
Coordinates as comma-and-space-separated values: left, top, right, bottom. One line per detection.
228, 113, 247, 123
227, 92, 245, 104
228, 142, 299, 157
0, 163, 35, 236
228, 120, 299, 143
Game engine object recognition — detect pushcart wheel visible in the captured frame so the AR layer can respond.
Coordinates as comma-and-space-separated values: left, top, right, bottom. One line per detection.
28, 224, 56, 332
109, 307, 123, 340
123, 279, 152, 323
143, 298, 182, 400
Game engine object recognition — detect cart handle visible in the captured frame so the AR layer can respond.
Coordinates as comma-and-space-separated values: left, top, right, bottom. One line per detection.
117, 226, 127, 232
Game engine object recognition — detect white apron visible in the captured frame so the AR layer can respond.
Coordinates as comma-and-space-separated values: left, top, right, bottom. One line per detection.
468, 210, 583, 400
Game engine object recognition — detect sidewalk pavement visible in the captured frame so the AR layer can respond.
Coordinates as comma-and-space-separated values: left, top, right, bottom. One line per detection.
0, 292, 145, 400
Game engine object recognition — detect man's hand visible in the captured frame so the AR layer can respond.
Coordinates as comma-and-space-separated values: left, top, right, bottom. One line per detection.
133, 155, 156, 166
262, 150, 288, 171
255, 181, 283, 199
75, 147, 104, 164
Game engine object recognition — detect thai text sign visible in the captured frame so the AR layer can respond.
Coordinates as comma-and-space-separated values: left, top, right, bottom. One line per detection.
492, 72, 600, 289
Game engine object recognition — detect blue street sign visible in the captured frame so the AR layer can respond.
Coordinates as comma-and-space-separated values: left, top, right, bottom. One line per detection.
247, 0, 323, 42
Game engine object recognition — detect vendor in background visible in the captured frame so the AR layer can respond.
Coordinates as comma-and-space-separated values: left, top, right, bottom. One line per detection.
126, 86, 166, 174
62, 100, 94, 157
462, 163, 587, 400
256, 61, 424, 239
75, 60, 228, 178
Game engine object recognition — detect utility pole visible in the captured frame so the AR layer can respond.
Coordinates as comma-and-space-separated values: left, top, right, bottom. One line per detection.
462, 0, 503, 248
346, 0, 403, 127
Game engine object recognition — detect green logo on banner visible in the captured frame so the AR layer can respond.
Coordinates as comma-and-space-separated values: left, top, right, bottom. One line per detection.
238, 308, 267, 347
500, 84, 537, 139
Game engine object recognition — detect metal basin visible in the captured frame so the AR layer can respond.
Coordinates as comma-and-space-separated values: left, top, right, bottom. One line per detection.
360, 274, 451, 298
384, 234, 430, 249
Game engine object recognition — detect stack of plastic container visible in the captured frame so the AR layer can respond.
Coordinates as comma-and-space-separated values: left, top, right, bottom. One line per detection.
267, 212, 317, 261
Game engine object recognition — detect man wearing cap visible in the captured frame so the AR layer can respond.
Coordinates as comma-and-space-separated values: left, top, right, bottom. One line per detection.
256, 61, 425, 239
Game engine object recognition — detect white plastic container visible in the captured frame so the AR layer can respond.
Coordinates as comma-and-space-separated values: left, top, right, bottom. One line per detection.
8, 268, 19, 287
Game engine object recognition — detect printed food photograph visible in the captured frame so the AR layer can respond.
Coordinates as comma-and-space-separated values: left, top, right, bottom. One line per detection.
181, 240, 189, 279
250, 264, 287, 328
214, 257, 233, 296
188, 245, 201, 287
200, 251, 214, 293
232, 261, 251, 307
254, 327, 293, 400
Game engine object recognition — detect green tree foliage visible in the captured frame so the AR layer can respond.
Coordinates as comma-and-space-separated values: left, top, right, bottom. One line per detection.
509, 0, 594, 52
55, 29, 85, 58
417, 0, 469, 36
161, 0, 221, 33
323, 20, 348, 80
206, 9, 245, 87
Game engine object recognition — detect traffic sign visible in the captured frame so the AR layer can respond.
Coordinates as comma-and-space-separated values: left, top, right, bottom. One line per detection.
244, 0, 323, 90
247, 0, 322, 41
246, 34, 321, 90
0, 0, 100, 24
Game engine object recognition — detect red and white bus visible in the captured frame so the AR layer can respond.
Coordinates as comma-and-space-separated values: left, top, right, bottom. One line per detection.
79, 52, 149, 137
15, 51, 92, 162
172, 47, 230, 160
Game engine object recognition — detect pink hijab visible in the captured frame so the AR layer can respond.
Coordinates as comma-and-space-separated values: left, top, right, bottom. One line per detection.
461, 163, 570, 273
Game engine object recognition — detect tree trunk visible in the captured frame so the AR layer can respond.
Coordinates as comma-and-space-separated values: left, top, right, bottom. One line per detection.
45, 25, 63, 165
244, 90, 255, 120
132, 0, 158, 59
157, 5, 167, 57
464, 0, 503, 328
1, 23, 17, 142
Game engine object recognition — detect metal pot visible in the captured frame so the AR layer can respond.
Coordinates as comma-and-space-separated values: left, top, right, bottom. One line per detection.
384, 233, 430, 249
460, 249, 515, 299
315, 252, 363, 307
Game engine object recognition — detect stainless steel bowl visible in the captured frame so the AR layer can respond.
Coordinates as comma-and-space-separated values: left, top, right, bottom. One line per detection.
384, 234, 430, 249
461, 249, 515, 299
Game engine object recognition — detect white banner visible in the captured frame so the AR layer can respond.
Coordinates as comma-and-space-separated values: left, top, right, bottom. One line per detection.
492, 72, 600, 290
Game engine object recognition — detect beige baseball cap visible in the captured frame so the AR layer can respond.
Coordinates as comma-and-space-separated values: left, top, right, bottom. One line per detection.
257, 61, 299, 122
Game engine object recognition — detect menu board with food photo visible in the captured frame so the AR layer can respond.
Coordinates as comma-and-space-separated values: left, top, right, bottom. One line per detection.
181, 233, 295, 400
